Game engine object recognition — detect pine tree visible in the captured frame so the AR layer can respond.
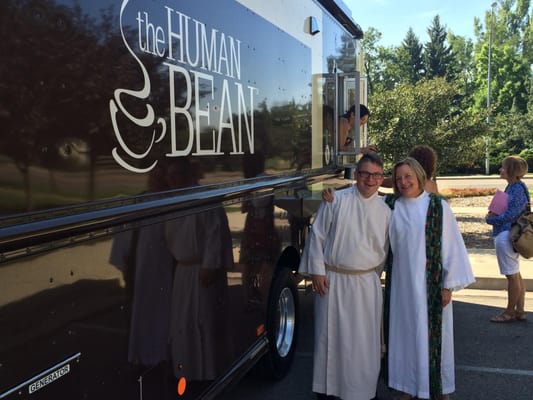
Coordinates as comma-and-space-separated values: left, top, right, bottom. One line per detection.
424, 16, 453, 79
397, 28, 425, 84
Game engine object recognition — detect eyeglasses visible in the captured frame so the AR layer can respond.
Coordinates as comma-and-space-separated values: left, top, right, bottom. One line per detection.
357, 171, 384, 179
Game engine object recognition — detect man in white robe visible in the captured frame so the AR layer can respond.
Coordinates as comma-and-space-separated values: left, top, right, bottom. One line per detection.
300, 153, 391, 400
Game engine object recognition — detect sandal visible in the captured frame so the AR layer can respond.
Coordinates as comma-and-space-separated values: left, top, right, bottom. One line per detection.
516, 312, 527, 322
490, 312, 516, 323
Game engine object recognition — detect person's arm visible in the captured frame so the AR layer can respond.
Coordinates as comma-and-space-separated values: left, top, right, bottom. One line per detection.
486, 184, 527, 225
311, 274, 329, 297
338, 118, 350, 150
360, 144, 378, 153
322, 187, 335, 203
441, 200, 475, 292
441, 288, 452, 307
298, 201, 334, 280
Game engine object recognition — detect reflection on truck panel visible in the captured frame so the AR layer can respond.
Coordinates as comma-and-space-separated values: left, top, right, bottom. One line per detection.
0, 0, 363, 398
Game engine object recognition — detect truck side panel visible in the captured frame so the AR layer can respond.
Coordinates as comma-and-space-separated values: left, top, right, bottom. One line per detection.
0, 0, 361, 398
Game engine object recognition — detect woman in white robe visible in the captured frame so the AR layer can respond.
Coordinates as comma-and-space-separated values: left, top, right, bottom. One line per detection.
386, 158, 475, 400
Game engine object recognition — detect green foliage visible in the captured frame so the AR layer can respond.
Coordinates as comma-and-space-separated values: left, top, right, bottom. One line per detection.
362, 27, 402, 94
368, 78, 487, 173
424, 16, 454, 79
488, 112, 533, 171
397, 28, 425, 84
447, 34, 476, 104
472, 0, 532, 115
363, 0, 532, 175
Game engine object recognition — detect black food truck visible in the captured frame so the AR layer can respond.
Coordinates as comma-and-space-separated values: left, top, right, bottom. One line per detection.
0, 0, 366, 398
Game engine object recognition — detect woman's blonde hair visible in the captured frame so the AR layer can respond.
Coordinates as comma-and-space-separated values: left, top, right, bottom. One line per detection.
503, 155, 528, 180
392, 157, 427, 196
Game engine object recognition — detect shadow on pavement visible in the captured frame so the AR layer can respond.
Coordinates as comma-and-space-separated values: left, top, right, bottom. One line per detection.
222, 293, 533, 400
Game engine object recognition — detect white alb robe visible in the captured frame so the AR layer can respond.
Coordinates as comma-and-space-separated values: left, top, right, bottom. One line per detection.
166, 207, 235, 381
387, 191, 475, 399
299, 186, 391, 400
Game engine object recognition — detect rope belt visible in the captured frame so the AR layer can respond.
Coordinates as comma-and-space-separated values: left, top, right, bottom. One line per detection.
325, 264, 377, 275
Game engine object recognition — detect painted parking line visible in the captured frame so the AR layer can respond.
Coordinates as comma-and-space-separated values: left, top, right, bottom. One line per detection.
457, 365, 533, 377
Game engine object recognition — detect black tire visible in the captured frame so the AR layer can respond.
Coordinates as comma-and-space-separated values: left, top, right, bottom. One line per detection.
261, 267, 299, 380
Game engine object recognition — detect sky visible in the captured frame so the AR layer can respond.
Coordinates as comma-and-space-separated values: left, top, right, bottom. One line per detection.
342, 0, 494, 47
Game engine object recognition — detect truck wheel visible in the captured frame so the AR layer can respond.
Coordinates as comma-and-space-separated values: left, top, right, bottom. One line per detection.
262, 267, 299, 380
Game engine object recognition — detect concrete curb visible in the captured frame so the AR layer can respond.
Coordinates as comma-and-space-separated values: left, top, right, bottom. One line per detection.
449, 202, 533, 292
466, 248, 533, 291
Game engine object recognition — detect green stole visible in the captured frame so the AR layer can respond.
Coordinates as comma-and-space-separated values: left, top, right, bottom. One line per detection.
383, 193, 443, 399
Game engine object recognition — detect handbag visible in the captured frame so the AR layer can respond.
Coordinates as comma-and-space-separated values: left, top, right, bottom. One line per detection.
509, 182, 532, 258
509, 211, 533, 258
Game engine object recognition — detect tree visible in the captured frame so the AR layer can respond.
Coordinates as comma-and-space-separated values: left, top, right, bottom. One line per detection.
424, 16, 454, 79
488, 110, 533, 171
360, 2, 532, 174
0, 0, 169, 209
447, 33, 476, 105
473, 0, 532, 115
397, 28, 425, 84
368, 78, 486, 173
361, 27, 384, 95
